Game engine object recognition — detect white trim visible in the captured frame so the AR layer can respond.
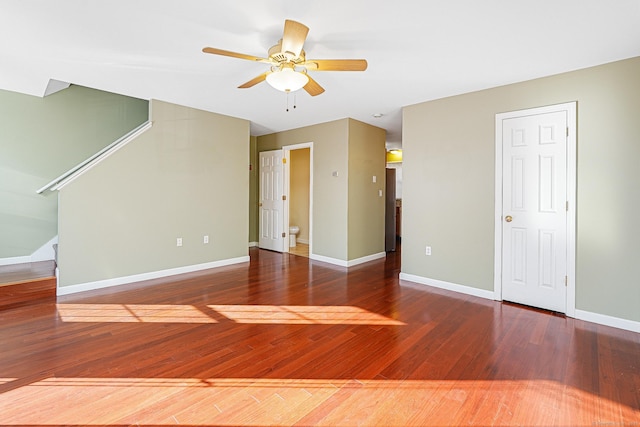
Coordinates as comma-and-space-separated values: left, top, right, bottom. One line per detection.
347, 252, 386, 267
309, 254, 348, 267
400, 272, 640, 334
575, 309, 640, 334
283, 148, 291, 254
37, 121, 153, 193
43, 79, 70, 96
310, 252, 386, 268
400, 273, 495, 300
248, 241, 259, 247
297, 238, 309, 245
565, 105, 577, 317
0, 235, 59, 265
31, 236, 58, 262
494, 102, 577, 315
56, 256, 249, 296
0, 256, 31, 266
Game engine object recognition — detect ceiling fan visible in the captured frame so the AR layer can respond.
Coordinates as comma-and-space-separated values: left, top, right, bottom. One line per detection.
202, 19, 368, 96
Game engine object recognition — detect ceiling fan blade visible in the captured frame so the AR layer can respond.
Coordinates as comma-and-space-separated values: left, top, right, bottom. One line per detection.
202, 47, 271, 64
281, 20, 309, 57
238, 72, 270, 88
303, 75, 325, 96
303, 59, 368, 72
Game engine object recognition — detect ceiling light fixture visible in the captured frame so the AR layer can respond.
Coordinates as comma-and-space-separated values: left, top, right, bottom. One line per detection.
266, 65, 309, 93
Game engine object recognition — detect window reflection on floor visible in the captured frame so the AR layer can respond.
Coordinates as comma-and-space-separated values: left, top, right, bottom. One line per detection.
289, 243, 309, 258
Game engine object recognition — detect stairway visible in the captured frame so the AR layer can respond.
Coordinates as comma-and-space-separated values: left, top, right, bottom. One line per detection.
0, 261, 56, 309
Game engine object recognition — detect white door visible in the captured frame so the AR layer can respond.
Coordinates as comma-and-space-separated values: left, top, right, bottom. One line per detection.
501, 110, 568, 312
259, 150, 285, 252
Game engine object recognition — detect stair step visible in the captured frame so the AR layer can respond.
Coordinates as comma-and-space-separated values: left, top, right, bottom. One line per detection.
0, 277, 57, 310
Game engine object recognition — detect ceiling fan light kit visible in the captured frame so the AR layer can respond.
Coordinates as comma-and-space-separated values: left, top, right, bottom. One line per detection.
265, 66, 309, 93
202, 19, 367, 97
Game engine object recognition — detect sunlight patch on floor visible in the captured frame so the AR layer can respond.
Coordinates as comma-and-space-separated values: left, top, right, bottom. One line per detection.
57, 303, 219, 323
56, 303, 405, 325
0, 377, 631, 426
208, 304, 406, 325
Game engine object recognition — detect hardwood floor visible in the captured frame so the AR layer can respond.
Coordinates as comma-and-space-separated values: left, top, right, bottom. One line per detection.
288, 243, 309, 258
0, 248, 638, 426
0, 260, 56, 285
0, 260, 56, 309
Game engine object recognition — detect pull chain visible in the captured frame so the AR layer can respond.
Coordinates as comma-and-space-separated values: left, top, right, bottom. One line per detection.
285, 91, 298, 112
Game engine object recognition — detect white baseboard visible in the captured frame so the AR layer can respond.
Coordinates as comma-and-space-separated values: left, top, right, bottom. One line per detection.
57, 256, 250, 296
297, 238, 309, 245
399, 272, 495, 301
0, 236, 58, 266
248, 241, 258, 248
400, 273, 640, 334
347, 252, 386, 267
574, 309, 640, 334
310, 252, 386, 268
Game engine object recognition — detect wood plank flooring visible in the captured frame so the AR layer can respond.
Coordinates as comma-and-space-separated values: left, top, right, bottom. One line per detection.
0, 248, 638, 426
0, 261, 56, 309
0, 260, 56, 285
288, 243, 309, 258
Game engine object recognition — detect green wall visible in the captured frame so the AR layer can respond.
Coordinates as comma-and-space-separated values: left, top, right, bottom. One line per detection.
58, 100, 250, 287
257, 118, 385, 262
258, 119, 349, 260
402, 57, 640, 323
0, 85, 148, 258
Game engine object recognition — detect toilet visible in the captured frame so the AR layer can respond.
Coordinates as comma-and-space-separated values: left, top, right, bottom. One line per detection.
289, 226, 300, 247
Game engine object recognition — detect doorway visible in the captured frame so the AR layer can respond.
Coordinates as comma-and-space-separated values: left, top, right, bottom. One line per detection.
494, 102, 576, 315
283, 143, 312, 257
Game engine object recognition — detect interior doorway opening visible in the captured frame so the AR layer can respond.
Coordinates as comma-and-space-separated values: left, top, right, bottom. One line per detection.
284, 143, 313, 258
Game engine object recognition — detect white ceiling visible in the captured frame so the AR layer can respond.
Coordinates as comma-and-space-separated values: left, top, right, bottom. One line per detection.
2, 1, 639, 146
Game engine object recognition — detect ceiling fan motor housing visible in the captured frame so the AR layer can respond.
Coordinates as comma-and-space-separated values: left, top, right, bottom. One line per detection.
268, 41, 305, 64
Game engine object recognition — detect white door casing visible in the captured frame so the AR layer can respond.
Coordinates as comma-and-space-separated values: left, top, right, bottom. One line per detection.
494, 102, 577, 315
259, 150, 285, 252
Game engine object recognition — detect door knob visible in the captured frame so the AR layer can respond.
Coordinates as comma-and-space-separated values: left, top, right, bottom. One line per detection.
505, 215, 513, 222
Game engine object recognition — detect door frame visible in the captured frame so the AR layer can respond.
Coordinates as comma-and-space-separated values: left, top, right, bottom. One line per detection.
493, 102, 577, 317
283, 142, 314, 255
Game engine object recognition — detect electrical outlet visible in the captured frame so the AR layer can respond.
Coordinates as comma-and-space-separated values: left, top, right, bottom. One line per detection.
177, 237, 183, 247
372, 175, 377, 183
425, 246, 432, 256
378, 189, 383, 197
203, 235, 209, 244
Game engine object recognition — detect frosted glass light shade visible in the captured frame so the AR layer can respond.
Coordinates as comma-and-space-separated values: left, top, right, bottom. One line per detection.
266, 68, 309, 92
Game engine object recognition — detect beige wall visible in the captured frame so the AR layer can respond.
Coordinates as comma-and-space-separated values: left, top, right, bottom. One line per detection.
58, 100, 250, 287
290, 148, 310, 243
347, 119, 386, 259
402, 57, 640, 322
257, 118, 386, 262
258, 119, 349, 260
